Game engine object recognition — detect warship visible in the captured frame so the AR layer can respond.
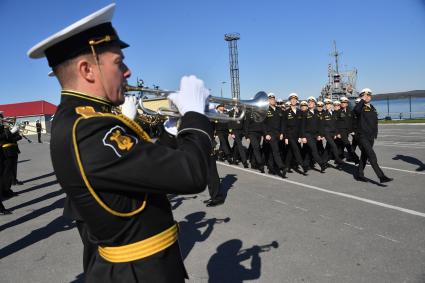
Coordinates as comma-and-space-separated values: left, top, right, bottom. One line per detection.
320, 41, 358, 107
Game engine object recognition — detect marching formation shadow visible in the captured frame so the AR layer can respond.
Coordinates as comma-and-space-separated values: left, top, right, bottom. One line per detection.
337, 162, 386, 187
207, 239, 279, 283
0, 198, 65, 233
0, 198, 76, 259
21, 172, 56, 184
17, 159, 31, 164
219, 174, 237, 200
393, 154, 425, 172
178, 211, 230, 260
17, 180, 59, 194
8, 189, 64, 211
168, 194, 198, 210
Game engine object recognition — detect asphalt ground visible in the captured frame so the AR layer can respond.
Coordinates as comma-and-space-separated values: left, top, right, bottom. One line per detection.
1, 125, 424, 283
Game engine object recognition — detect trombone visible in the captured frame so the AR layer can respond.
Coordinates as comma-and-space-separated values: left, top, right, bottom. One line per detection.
125, 85, 269, 123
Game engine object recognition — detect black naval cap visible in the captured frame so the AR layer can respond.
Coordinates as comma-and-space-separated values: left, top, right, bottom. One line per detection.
27, 4, 129, 68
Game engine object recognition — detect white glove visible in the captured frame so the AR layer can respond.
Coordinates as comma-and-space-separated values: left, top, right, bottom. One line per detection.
163, 117, 179, 136
11, 125, 19, 134
121, 95, 138, 120
168, 75, 210, 116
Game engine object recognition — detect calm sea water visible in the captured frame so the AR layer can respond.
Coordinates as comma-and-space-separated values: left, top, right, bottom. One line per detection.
373, 97, 425, 119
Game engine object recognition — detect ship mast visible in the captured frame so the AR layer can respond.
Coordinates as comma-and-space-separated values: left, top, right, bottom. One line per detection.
331, 40, 341, 74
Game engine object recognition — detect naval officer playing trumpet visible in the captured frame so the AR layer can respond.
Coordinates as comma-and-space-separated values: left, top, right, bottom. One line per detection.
28, 4, 213, 282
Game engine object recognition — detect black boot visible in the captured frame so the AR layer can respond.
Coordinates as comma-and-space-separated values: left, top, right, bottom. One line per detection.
379, 176, 393, 183
243, 161, 249, 168
319, 163, 326, 173
355, 175, 368, 182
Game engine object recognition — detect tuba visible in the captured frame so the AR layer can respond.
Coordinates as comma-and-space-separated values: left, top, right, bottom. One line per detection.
124, 84, 269, 123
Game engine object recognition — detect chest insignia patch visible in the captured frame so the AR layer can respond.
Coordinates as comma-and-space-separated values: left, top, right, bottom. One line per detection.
103, 125, 138, 157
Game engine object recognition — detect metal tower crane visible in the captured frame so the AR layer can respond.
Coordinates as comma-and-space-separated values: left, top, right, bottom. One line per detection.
224, 33, 241, 100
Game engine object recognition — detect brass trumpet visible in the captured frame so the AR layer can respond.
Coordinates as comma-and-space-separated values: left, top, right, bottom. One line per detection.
125, 84, 269, 122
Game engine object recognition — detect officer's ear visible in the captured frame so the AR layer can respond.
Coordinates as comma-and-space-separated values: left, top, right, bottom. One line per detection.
77, 56, 96, 83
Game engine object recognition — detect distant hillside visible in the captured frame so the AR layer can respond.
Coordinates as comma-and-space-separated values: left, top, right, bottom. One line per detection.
373, 90, 425, 101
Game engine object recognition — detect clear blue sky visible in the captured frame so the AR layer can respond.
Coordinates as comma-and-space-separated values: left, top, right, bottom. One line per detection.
1, 0, 424, 105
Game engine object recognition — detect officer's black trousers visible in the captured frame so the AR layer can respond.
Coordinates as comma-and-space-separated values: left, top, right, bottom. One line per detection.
322, 133, 343, 163
304, 134, 323, 166
0, 157, 6, 211
248, 132, 264, 168
232, 132, 247, 163
285, 137, 303, 168
216, 132, 231, 157
357, 135, 384, 178
2, 157, 14, 195
208, 156, 223, 201
352, 134, 359, 152
339, 130, 357, 158
265, 134, 285, 170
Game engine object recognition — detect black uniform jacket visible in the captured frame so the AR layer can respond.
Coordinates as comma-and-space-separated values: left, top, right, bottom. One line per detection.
50, 90, 212, 282
353, 99, 378, 139
321, 110, 337, 135
228, 109, 245, 134
2, 128, 22, 158
336, 108, 354, 133
264, 106, 284, 136
303, 109, 321, 137
282, 107, 304, 138
244, 111, 265, 136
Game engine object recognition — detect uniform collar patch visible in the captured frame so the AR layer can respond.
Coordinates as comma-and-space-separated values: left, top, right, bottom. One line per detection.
103, 125, 138, 157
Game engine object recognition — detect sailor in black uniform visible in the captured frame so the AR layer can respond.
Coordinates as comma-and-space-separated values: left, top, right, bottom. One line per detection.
263, 93, 286, 177
228, 107, 248, 168
28, 4, 213, 282
214, 104, 233, 164
337, 97, 359, 163
321, 99, 344, 166
353, 88, 392, 183
244, 110, 265, 173
301, 97, 326, 172
282, 93, 306, 175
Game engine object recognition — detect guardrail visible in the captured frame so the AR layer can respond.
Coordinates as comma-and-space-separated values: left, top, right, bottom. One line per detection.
378, 111, 425, 120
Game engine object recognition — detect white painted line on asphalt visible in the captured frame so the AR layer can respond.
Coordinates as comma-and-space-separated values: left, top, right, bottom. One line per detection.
218, 162, 425, 218
255, 193, 266, 199
343, 223, 364, 231
273, 199, 288, 206
294, 206, 309, 212
345, 161, 425, 175
375, 234, 400, 243
375, 143, 425, 149
379, 123, 425, 126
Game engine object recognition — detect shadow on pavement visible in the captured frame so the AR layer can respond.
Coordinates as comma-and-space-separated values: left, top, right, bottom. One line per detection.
0, 214, 75, 259
207, 239, 278, 283
8, 190, 64, 211
168, 194, 198, 210
179, 211, 230, 260
17, 159, 31, 164
0, 198, 64, 232
21, 172, 56, 184
393, 154, 425, 171
339, 163, 387, 187
70, 273, 84, 283
17, 180, 59, 194
219, 174, 237, 199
